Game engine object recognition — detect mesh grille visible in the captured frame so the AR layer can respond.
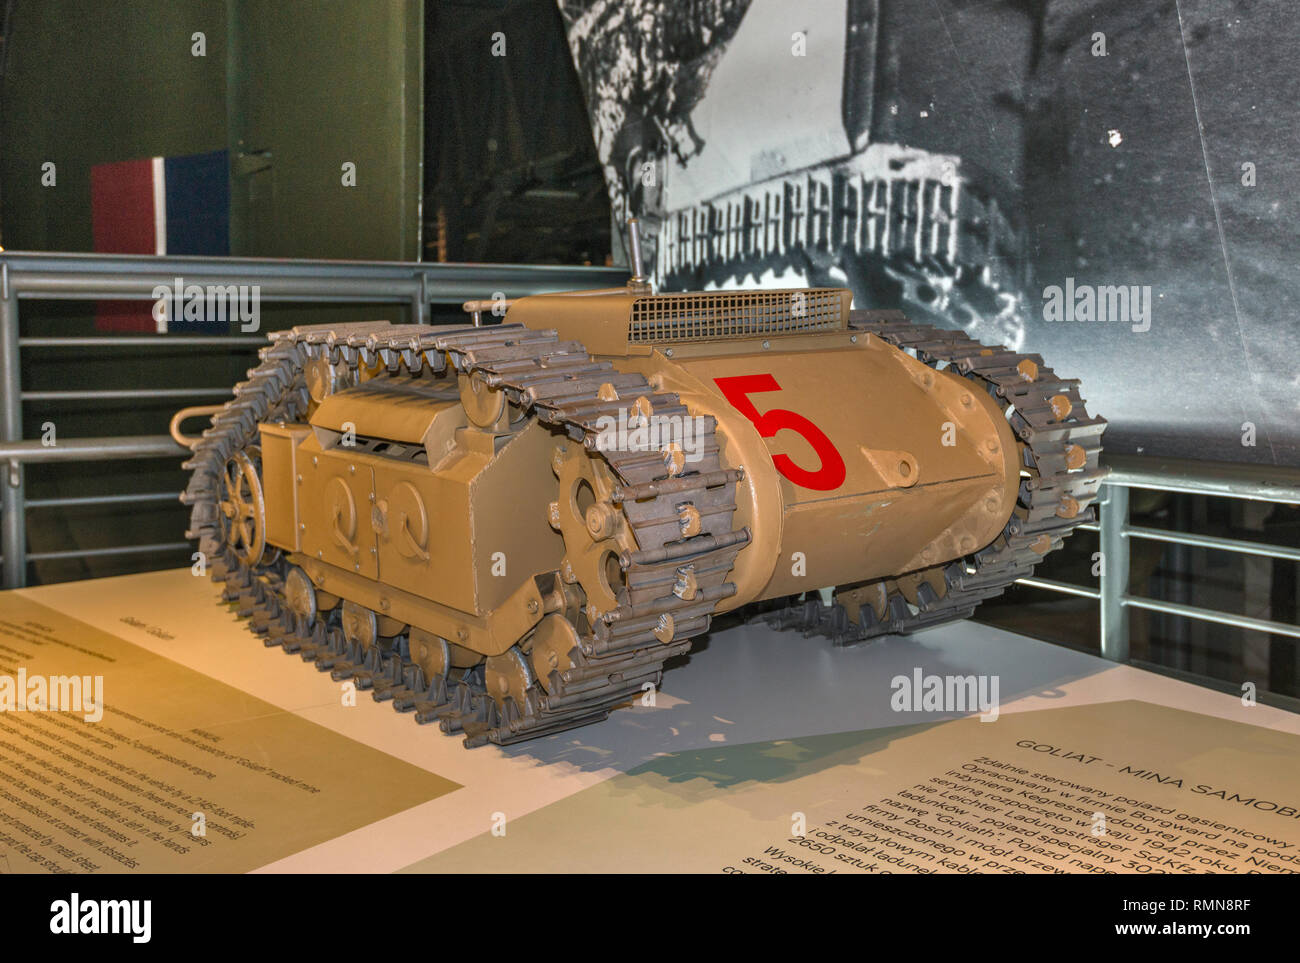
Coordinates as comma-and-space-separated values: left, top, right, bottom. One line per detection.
627, 289, 845, 344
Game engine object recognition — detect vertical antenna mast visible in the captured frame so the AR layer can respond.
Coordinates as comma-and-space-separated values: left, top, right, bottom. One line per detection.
625, 217, 652, 293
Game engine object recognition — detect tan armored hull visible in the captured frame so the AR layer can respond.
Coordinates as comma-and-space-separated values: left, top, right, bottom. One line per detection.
181, 283, 1105, 748
618, 336, 1019, 609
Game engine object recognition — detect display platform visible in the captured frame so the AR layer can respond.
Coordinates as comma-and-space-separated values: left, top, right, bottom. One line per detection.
2, 569, 1297, 874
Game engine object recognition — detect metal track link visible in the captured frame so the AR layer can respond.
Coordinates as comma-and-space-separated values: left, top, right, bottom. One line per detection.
184, 321, 745, 749
763, 311, 1106, 643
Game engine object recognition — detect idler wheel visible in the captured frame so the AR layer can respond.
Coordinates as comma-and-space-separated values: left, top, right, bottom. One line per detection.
305, 355, 340, 405
528, 614, 581, 692
550, 442, 634, 619
485, 646, 536, 710
219, 448, 266, 566
341, 600, 379, 651
409, 627, 450, 679
283, 566, 317, 623
459, 370, 506, 428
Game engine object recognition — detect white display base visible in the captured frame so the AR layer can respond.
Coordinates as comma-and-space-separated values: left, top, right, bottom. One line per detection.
7, 569, 1298, 874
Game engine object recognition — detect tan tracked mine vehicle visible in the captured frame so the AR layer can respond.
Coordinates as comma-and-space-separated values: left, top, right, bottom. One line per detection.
178, 231, 1106, 748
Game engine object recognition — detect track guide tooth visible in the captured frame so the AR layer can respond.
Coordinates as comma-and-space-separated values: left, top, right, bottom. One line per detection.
382, 687, 416, 709
413, 704, 444, 724
440, 714, 467, 734
372, 679, 405, 702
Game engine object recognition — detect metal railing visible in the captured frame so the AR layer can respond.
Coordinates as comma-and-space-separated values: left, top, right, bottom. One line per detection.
1017, 453, 1300, 662
0, 251, 627, 587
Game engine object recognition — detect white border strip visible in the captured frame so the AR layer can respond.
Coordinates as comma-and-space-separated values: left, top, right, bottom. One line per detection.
150, 156, 166, 256
151, 156, 167, 332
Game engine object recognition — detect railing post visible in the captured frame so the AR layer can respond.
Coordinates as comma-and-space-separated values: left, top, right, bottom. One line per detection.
0, 267, 25, 588
1099, 483, 1130, 662
415, 273, 430, 325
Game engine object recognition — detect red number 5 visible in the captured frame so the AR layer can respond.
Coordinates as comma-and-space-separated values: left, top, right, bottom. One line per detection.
714, 374, 846, 491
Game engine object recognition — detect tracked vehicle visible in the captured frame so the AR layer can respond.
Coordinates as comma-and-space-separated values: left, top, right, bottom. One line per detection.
178, 237, 1105, 748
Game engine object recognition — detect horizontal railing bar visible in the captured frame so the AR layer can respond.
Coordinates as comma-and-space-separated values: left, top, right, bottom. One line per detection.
28, 541, 192, 562
27, 491, 180, 509
1, 250, 627, 281
1123, 594, 1300, 639
0, 435, 186, 462
23, 388, 231, 402
20, 336, 266, 348
1, 253, 627, 302
1103, 454, 1300, 504
1125, 524, 1300, 562
1015, 576, 1101, 600
16, 275, 419, 300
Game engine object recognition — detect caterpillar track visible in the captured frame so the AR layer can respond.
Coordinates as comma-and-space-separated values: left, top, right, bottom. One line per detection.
182, 321, 747, 748
180, 269, 1105, 749
763, 309, 1106, 642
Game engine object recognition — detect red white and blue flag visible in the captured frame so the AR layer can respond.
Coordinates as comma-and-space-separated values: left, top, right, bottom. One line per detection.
90, 149, 230, 332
